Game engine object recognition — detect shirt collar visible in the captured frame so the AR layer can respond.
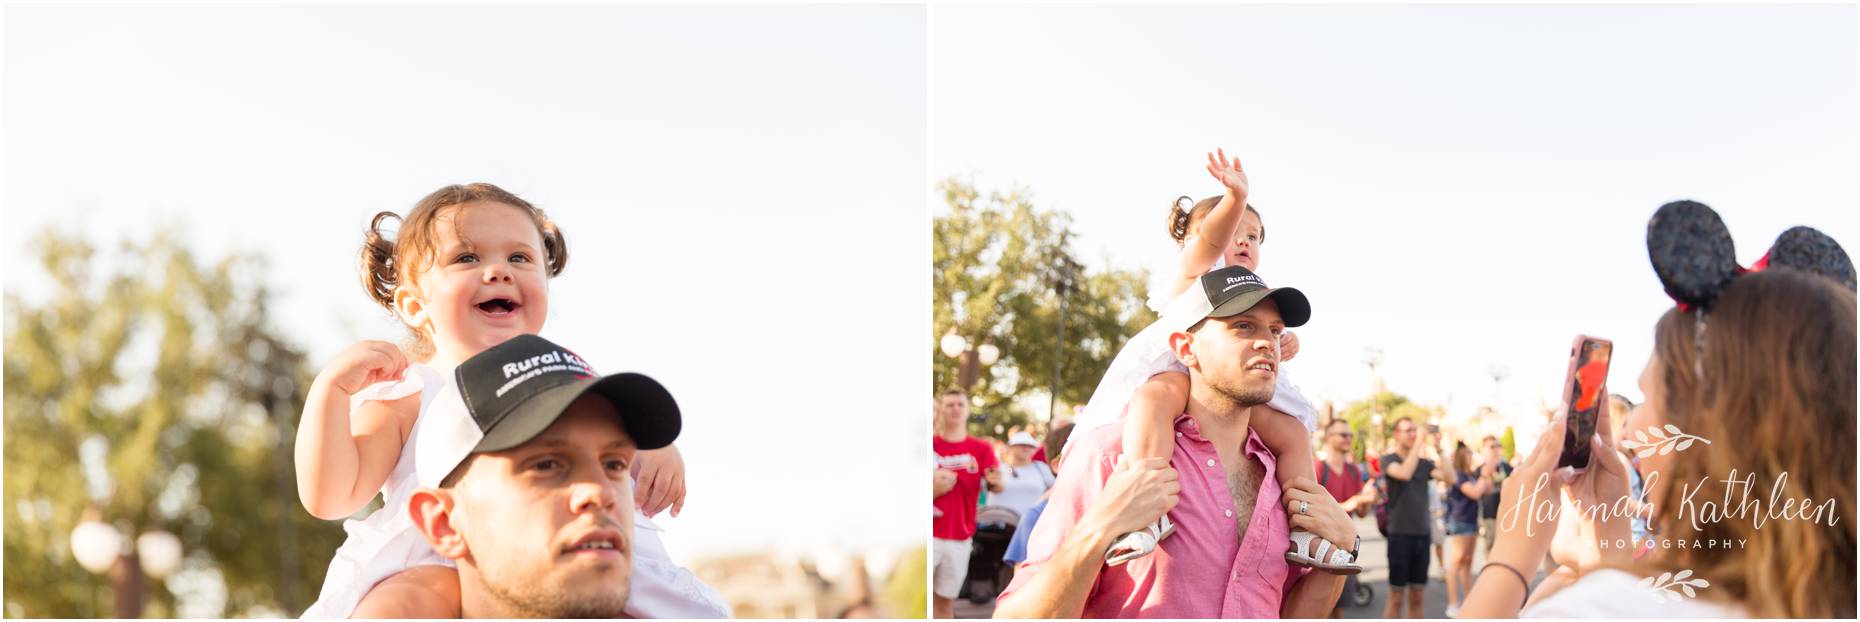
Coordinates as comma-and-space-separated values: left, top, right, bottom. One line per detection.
1172, 412, 1275, 460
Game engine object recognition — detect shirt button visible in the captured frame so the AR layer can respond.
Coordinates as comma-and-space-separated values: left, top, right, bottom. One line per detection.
1176, 432, 1183, 437
1225, 509, 1233, 518
1207, 459, 1217, 468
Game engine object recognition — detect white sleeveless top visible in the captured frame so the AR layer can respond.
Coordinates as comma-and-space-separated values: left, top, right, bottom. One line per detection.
301, 363, 732, 619
1071, 250, 1316, 454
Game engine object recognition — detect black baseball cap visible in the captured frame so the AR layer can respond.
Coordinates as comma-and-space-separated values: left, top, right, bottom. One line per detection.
414, 334, 681, 487
460, 334, 681, 453
1159, 265, 1312, 330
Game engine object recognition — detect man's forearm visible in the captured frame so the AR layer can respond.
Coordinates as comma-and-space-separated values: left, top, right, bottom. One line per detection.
1388, 446, 1423, 480
1280, 571, 1345, 618
993, 518, 1115, 619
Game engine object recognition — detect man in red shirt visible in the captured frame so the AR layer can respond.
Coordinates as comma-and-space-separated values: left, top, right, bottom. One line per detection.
1317, 420, 1375, 516
932, 388, 1001, 618
1317, 419, 1377, 617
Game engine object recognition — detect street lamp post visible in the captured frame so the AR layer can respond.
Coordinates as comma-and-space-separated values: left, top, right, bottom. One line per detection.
1048, 255, 1080, 425
1362, 348, 1385, 448
940, 330, 1000, 392
1487, 363, 1509, 410
71, 511, 184, 618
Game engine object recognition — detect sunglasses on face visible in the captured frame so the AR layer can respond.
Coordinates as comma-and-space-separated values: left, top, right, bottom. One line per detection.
1332, 431, 1353, 438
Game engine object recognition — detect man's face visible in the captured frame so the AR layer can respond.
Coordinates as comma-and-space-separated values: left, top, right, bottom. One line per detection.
1326, 423, 1353, 452
1392, 420, 1418, 451
937, 394, 969, 432
449, 395, 638, 617
1183, 299, 1283, 407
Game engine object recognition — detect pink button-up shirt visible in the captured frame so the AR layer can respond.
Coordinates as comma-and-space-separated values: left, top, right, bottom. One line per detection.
998, 414, 1307, 618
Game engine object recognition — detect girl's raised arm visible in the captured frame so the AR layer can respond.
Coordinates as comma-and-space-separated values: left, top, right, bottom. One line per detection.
1176, 149, 1251, 282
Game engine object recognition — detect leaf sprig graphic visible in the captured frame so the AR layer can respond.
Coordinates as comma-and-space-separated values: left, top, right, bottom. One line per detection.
1638, 569, 1709, 601
1620, 424, 1712, 457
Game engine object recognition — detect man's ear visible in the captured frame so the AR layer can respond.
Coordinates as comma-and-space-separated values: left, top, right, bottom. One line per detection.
1168, 331, 1196, 368
392, 286, 428, 336
408, 487, 468, 560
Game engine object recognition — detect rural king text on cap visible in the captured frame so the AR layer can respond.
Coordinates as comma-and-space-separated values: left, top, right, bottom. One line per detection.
497, 349, 596, 398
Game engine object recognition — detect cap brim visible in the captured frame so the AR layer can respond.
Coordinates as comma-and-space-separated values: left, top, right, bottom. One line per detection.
1207, 286, 1311, 328
474, 372, 682, 453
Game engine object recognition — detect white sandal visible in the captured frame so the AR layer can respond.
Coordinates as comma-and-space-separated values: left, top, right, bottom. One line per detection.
1104, 514, 1176, 566
1283, 529, 1362, 575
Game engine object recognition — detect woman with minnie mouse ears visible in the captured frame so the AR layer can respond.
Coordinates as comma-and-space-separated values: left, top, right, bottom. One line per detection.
1460, 200, 1856, 619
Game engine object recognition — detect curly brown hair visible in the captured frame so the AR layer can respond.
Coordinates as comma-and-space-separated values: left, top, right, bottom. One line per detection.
359, 183, 568, 359
1165, 195, 1264, 247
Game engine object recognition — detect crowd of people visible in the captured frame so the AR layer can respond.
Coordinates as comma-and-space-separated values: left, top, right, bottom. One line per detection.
932, 190, 1855, 619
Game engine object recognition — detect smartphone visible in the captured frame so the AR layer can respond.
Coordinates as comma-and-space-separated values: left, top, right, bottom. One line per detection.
1557, 335, 1613, 471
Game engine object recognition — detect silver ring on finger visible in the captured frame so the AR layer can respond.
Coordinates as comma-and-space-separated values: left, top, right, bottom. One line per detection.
1298, 500, 1310, 515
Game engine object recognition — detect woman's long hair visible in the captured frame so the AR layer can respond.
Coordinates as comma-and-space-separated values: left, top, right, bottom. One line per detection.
1644, 269, 1856, 618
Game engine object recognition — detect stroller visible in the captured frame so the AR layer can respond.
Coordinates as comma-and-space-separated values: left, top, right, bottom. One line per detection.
959, 505, 1021, 604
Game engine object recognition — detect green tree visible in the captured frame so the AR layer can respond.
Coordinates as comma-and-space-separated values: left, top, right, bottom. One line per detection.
1335, 391, 1437, 459
4, 228, 346, 617
933, 178, 1156, 436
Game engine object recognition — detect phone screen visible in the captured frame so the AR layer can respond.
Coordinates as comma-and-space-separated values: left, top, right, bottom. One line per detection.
1558, 336, 1613, 471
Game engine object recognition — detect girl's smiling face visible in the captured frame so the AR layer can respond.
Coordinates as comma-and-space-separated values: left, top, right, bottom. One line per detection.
395, 201, 551, 364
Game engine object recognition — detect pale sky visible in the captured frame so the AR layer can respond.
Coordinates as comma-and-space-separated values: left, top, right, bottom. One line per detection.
933, 3, 1857, 449
5, 2, 927, 570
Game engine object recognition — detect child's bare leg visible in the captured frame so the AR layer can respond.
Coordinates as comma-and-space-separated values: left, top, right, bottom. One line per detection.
1104, 372, 1192, 564
1255, 407, 1358, 569
1123, 372, 1190, 461
1252, 407, 1316, 498
352, 565, 461, 619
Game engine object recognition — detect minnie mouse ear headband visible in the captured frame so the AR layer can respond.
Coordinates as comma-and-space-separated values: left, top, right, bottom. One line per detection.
1646, 200, 1855, 313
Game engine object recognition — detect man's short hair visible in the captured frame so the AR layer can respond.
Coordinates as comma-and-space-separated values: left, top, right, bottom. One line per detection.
1326, 419, 1351, 433
1608, 393, 1636, 409
1480, 435, 1499, 445
939, 388, 966, 400
1389, 415, 1415, 431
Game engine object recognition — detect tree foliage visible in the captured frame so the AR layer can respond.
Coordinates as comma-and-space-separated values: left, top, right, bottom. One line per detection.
1334, 391, 1437, 459
932, 179, 1156, 436
4, 228, 346, 617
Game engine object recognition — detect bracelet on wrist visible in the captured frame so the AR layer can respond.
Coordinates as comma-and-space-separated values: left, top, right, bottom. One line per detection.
1478, 561, 1533, 610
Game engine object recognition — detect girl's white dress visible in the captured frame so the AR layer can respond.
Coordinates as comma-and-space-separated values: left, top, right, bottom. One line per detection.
302, 363, 731, 619
1069, 253, 1317, 453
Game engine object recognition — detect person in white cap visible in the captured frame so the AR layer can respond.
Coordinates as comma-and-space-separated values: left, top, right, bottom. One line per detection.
984, 431, 1057, 520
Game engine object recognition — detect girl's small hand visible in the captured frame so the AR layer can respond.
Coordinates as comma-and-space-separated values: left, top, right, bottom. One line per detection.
320, 340, 409, 395
1205, 148, 1250, 199
1279, 331, 1300, 362
633, 444, 687, 518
